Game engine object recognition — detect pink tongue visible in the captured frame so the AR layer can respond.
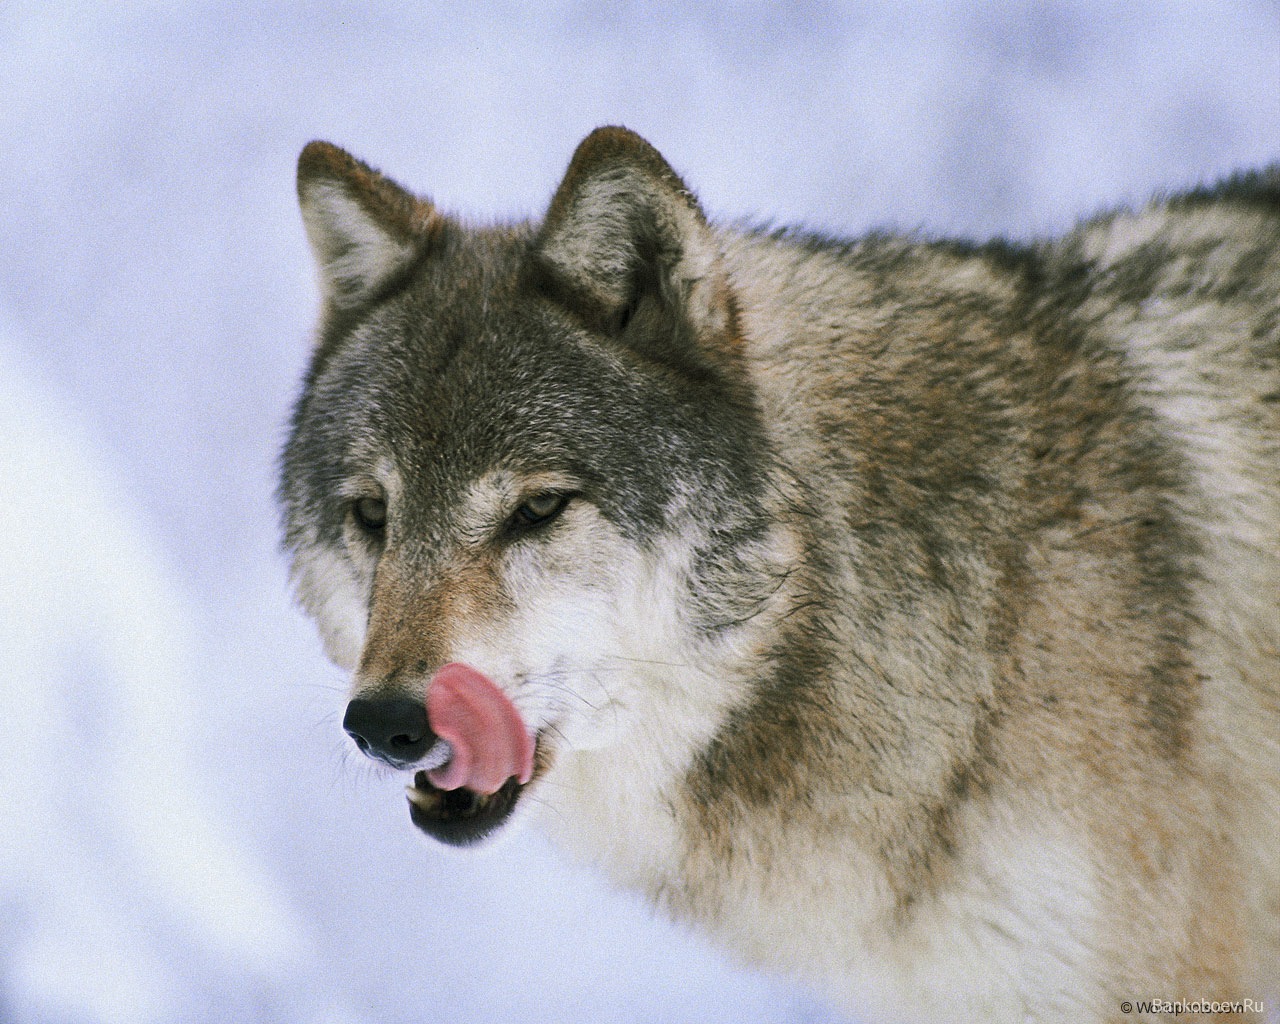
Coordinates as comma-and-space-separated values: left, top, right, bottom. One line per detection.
425, 663, 534, 795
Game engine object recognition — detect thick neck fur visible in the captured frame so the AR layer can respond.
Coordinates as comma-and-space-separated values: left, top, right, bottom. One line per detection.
549, 217, 1258, 1010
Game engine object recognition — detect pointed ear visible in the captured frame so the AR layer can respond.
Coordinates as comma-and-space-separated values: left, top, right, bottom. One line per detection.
296, 141, 436, 308
532, 127, 737, 367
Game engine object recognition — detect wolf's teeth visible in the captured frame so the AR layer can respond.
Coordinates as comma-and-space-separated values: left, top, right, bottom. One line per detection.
405, 785, 436, 810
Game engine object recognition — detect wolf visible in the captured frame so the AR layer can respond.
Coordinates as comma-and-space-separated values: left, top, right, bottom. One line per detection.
279, 126, 1280, 1022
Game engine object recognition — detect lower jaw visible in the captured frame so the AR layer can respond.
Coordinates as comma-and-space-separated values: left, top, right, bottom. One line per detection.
406, 773, 524, 846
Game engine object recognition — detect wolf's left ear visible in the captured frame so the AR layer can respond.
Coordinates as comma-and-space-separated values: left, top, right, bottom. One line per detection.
532, 127, 738, 371
297, 141, 436, 308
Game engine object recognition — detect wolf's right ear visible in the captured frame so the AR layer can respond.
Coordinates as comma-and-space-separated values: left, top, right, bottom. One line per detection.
296, 141, 436, 308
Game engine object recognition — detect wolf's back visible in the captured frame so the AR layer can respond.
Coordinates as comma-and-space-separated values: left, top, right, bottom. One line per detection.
714, 170, 1280, 1006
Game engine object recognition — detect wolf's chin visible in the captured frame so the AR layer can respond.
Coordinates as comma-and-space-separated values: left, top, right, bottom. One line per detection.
406, 772, 525, 846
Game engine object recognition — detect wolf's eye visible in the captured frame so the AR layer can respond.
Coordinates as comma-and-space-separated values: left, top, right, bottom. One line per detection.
511, 492, 570, 531
352, 495, 387, 534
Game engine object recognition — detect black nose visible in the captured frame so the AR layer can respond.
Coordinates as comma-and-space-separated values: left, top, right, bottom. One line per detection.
343, 696, 437, 769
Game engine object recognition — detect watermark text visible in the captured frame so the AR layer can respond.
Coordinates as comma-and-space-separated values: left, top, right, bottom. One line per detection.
1120, 999, 1266, 1016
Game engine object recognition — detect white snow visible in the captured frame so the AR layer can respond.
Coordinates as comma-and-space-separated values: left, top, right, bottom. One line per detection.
1, 3, 1276, 1022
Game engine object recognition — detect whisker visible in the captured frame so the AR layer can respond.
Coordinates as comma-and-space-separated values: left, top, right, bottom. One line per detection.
540, 721, 572, 747
519, 789, 571, 825
596, 655, 691, 669
296, 678, 348, 694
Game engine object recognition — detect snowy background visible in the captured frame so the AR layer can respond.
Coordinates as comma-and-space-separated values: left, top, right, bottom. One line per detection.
1, 3, 1277, 1022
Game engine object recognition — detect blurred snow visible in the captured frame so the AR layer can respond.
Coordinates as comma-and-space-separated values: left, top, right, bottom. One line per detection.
0, 340, 353, 1023
0, 2, 1276, 1022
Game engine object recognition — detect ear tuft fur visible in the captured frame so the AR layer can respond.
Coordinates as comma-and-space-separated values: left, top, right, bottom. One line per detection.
296, 141, 436, 308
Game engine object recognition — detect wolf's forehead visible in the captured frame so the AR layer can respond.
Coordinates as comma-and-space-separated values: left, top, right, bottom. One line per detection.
310, 261, 683, 536
322, 310, 584, 483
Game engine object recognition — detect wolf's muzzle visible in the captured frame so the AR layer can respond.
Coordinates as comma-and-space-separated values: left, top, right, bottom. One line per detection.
343, 695, 439, 769
344, 665, 540, 845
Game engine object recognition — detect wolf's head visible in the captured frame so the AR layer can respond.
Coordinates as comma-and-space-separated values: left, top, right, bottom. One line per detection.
280, 128, 791, 846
